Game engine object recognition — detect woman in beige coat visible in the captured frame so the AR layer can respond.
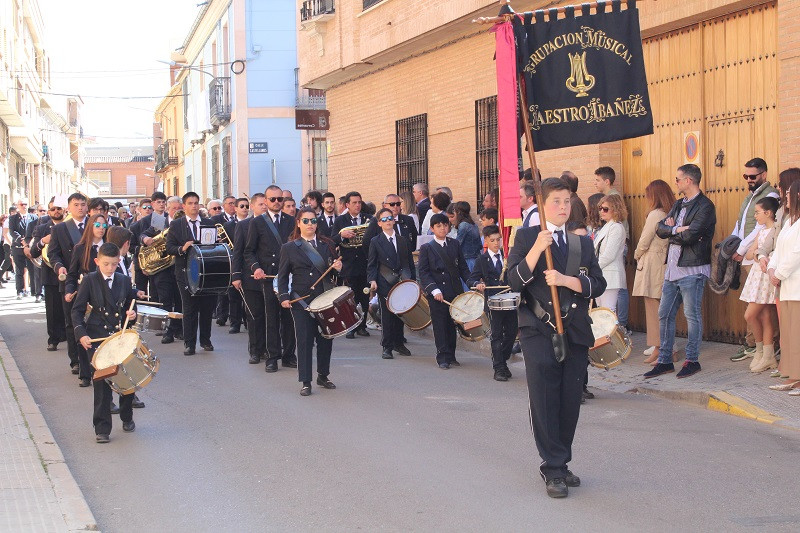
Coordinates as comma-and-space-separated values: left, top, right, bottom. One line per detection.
633, 180, 675, 364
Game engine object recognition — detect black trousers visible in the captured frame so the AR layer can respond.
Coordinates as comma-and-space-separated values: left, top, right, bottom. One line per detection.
280, 307, 296, 361
227, 287, 242, 327
134, 267, 150, 298
13, 250, 34, 294
263, 285, 283, 361
153, 269, 181, 335
33, 265, 43, 297
379, 295, 404, 349
520, 327, 587, 482
177, 283, 215, 349
61, 294, 79, 370
243, 288, 265, 357
489, 309, 518, 370
343, 275, 369, 330
291, 306, 332, 383
93, 379, 133, 435
44, 285, 66, 346
215, 291, 229, 322
429, 297, 457, 365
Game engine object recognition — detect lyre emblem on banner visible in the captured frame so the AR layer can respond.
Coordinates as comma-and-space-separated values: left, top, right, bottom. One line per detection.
566, 52, 595, 97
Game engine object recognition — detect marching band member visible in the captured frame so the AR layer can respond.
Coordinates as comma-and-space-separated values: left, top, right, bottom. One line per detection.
65, 213, 107, 297
507, 178, 606, 498
317, 192, 338, 237
221, 197, 250, 334
232, 193, 268, 364
367, 207, 415, 359
332, 191, 373, 338
165, 192, 216, 356
468, 224, 517, 381
418, 213, 471, 369
30, 198, 67, 352
47, 192, 89, 383
277, 207, 342, 396
128, 196, 153, 297
244, 185, 296, 372
72, 243, 140, 443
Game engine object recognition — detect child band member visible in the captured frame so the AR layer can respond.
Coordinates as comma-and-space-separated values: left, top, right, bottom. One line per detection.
418, 213, 471, 369
72, 243, 142, 443
468, 224, 517, 381
507, 178, 606, 498
367, 207, 415, 359
277, 207, 342, 396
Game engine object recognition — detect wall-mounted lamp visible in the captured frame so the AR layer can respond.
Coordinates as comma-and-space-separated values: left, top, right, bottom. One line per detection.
714, 149, 725, 168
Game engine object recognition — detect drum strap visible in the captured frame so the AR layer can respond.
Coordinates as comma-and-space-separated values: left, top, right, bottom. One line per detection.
297, 240, 333, 291
262, 213, 282, 243
431, 240, 462, 291
530, 233, 582, 331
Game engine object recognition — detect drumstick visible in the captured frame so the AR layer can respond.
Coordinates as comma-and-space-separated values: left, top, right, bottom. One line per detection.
88, 337, 110, 343
287, 294, 310, 304
136, 300, 163, 306
483, 285, 510, 289
234, 285, 255, 321
250, 274, 277, 278
441, 299, 468, 315
58, 273, 67, 282
309, 263, 337, 291
121, 299, 136, 332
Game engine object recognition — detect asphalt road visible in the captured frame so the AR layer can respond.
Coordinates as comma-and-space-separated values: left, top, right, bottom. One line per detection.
3, 289, 800, 532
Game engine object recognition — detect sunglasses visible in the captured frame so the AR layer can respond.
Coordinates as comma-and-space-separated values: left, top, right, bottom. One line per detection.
385, 202, 401, 207
268, 197, 284, 203
743, 172, 763, 180
600, 206, 611, 213
209, 206, 222, 211
141, 205, 153, 210
238, 204, 249, 209
379, 216, 394, 222
93, 222, 108, 228
38, 209, 46, 213
300, 217, 318, 225
48, 207, 63, 212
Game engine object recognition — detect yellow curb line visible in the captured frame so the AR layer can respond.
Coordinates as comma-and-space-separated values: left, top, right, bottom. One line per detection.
707, 391, 783, 424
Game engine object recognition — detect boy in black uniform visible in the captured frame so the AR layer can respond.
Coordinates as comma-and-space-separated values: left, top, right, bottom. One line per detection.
468, 224, 517, 381
72, 243, 141, 443
507, 178, 606, 498
418, 213, 471, 369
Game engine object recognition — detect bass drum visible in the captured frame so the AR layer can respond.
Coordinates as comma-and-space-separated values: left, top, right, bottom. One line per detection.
386, 280, 431, 331
187, 244, 232, 295
588, 307, 632, 369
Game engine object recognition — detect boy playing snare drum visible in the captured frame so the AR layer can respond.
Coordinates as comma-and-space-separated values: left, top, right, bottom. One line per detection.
72, 243, 142, 443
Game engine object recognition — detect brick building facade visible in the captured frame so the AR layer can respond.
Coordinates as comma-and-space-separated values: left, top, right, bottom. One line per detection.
84, 146, 155, 200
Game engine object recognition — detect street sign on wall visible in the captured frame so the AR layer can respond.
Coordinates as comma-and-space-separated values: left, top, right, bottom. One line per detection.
295, 109, 330, 130
249, 142, 269, 154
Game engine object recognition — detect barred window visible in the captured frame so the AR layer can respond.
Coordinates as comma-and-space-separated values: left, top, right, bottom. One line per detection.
396, 113, 428, 195
475, 96, 498, 213
221, 137, 232, 197
211, 144, 220, 200
363, 0, 382, 10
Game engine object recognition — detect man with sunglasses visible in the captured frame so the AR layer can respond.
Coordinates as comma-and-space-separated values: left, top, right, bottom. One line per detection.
25, 204, 49, 303
30, 197, 67, 352
9, 198, 36, 300
729, 158, 780, 362
245, 185, 297, 371
207, 199, 233, 326
332, 191, 373, 338
220, 198, 251, 334
130, 195, 160, 308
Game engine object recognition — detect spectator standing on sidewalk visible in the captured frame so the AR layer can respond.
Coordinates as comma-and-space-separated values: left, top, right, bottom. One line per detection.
730, 158, 780, 363
645, 164, 716, 379
586, 193, 604, 240
633, 180, 675, 364
593, 195, 627, 312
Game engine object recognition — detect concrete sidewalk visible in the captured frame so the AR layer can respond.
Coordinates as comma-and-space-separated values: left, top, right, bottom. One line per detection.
0, 296, 97, 532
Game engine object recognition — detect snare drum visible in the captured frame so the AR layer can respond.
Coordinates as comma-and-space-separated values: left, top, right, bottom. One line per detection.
307, 286, 363, 339
487, 292, 521, 311
449, 291, 490, 342
588, 307, 632, 369
386, 280, 431, 330
91, 330, 159, 395
187, 243, 232, 295
135, 305, 170, 333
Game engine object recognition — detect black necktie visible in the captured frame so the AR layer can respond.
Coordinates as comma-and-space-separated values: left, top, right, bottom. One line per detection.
78, 221, 84, 233
275, 214, 280, 225
309, 239, 317, 249
554, 230, 566, 258
442, 241, 447, 248
328, 216, 333, 227
494, 254, 502, 274
351, 217, 357, 226
106, 277, 113, 289
191, 220, 198, 240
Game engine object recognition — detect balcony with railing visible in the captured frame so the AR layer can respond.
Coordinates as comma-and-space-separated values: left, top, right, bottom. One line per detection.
155, 139, 178, 172
209, 77, 231, 127
301, 0, 335, 22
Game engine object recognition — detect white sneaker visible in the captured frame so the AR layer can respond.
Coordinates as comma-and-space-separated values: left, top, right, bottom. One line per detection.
788, 389, 800, 396
643, 346, 655, 356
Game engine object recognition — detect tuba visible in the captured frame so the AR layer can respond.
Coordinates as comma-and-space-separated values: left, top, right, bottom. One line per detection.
338, 222, 370, 248
138, 210, 184, 275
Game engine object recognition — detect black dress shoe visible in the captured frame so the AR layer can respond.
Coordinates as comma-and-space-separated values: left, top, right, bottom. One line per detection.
216, 318, 227, 327
582, 388, 595, 400
46, 344, 57, 352
438, 363, 450, 369
96, 434, 110, 444
546, 478, 568, 498
201, 343, 214, 352
248, 354, 260, 364
71, 365, 79, 375
184, 347, 195, 356
501, 367, 512, 378
161, 333, 174, 344
300, 383, 312, 396
110, 402, 120, 414
265, 361, 278, 373
345, 332, 356, 339
316, 375, 336, 389
175, 332, 184, 340
79, 378, 91, 387
449, 360, 461, 367
382, 349, 394, 359
228, 325, 240, 334
565, 470, 581, 487
394, 345, 411, 356
122, 421, 136, 432
282, 359, 297, 368
356, 328, 370, 337
493, 369, 509, 382
512, 341, 522, 355
131, 395, 145, 409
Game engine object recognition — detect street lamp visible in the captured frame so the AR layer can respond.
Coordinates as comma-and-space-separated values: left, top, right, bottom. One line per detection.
157, 59, 216, 80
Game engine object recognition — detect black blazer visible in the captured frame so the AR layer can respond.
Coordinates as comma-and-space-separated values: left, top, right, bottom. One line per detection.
72, 270, 138, 341
467, 251, 508, 312
66, 241, 100, 294
367, 232, 415, 298
276, 238, 338, 306
416, 198, 431, 232
507, 226, 606, 348
165, 216, 216, 286
211, 212, 236, 226
30, 221, 59, 286
48, 217, 87, 284
418, 237, 470, 302
243, 212, 294, 276
331, 213, 373, 279
8, 212, 33, 248
231, 217, 259, 292
317, 212, 338, 238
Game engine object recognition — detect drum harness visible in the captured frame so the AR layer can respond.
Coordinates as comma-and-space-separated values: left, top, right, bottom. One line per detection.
86, 275, 128, 335
290, 239, 335, 310
527, 232, 583, 333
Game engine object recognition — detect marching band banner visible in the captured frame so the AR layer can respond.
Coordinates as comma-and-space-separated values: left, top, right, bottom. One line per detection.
512, 0, 653, 151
